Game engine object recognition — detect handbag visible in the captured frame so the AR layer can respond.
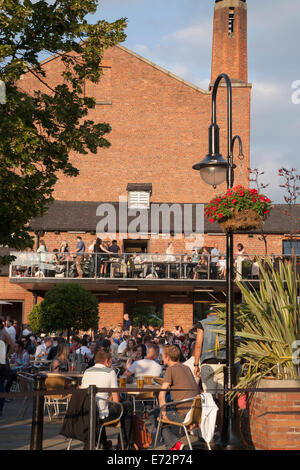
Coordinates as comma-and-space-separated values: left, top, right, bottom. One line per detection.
133, 413, 152, 449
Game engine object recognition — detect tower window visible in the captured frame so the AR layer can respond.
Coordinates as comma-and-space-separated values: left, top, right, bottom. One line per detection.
228, 8, 235, 35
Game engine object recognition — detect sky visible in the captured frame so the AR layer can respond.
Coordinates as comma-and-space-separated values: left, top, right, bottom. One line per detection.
89, 0, 300, 203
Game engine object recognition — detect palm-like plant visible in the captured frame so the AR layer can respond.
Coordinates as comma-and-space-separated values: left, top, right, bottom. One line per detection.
214, 259, 300, 390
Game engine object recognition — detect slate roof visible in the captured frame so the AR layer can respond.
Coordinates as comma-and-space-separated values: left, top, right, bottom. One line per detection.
28, 201, 299, 235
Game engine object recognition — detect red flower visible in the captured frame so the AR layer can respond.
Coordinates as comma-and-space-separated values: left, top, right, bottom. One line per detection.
265, 198, 271, 203
218, 213, 224, 219
210, 218, 215, 223
232, 199, 237, 204
238, 191, 245, 197
252, 198, 257, 203
212, 207, 217, 212
250, 189, 258, 194
264, 210, 269, 214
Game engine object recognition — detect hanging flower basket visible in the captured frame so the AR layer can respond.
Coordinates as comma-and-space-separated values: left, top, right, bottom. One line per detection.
205, 186, 272, 233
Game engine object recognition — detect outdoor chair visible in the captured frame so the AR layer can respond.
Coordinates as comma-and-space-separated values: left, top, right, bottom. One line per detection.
17, 372, 34, 417
154, 396, 203, 451
66, 398, 125, 450
44, 374, 71, 421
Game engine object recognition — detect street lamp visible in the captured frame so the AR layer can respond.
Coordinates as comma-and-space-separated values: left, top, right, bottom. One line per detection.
193, 73, 245, 450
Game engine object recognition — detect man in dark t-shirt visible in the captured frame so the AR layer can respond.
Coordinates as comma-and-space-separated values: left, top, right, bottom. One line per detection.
123, 314, 132, 334
158, 345, 199, 450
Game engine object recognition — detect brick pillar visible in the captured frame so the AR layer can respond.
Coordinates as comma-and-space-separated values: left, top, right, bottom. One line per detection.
98, 302, 124, 329
163, 303, 194, 333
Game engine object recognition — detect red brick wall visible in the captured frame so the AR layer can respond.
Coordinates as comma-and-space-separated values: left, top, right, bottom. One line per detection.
211, 0, 248, 82
248, 381, 300, 450
0, 277, 34, 323
163, 303, 194, 332
98, 302, 124, 330
18, 44, 251, 205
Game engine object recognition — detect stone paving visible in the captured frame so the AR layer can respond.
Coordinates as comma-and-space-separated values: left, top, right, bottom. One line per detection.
0, 398, 208, 451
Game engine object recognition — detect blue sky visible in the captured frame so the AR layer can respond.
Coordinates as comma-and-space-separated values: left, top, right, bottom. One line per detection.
90, 0, 300, 203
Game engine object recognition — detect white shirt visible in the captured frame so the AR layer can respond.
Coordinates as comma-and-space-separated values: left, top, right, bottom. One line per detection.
81, 364, 118, 418
76, 346, 93, 360
117, 341, 127, 354
35, 343, 50, 360
22, 328, 32, 337
6, 326, 16, 342
128, 358, 162, 378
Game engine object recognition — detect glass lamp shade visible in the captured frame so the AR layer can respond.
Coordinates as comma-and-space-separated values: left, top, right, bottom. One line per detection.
200, 164, 227, 188
193, 154, 229, 188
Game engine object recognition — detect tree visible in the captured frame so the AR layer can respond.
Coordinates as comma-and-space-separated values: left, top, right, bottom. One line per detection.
249, 167, 271, 256
31, 283, 99, 335
28, 302, 44, 333
0, 0, 127, 258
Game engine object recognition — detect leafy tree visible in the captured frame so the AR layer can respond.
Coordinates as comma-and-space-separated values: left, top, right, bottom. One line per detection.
0, 0, 126, 256
28, 302, 44, 333
32, 283, 99, 335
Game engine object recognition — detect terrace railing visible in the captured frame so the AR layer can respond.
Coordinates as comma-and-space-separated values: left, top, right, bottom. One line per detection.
9, 251, 297, 282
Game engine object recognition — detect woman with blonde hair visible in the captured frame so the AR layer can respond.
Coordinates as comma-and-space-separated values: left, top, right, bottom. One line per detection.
51, 343, 70, 373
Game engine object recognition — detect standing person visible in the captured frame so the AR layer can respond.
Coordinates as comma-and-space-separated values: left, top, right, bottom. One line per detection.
0, 318, 15, 417
236, 243, 246, 281
193, 308, 225, 429
157, 345, 199, 450
123, 313, 132, 335
210, 243, 220, 279
6, 320, 16, 343
37, 239, 48, 276
13, 321, 21, 341
166, 241, 176, 262
88, 239, 97, 254
94, 238, 111, 278
108, 239, 121, 256
74, 236, 85, 278
80, 349, 134, 449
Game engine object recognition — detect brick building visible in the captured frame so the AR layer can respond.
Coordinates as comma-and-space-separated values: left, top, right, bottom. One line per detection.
0, 0, 295, 331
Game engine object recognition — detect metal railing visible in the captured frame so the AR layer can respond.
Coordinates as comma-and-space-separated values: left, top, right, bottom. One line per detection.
1, 373, 300, 450
9, 251, 299, 282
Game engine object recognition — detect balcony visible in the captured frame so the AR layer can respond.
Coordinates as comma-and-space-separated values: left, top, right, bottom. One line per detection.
8, 251, 289, 293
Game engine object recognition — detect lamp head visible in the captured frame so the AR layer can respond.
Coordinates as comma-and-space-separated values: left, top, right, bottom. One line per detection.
193, 153, 229, 189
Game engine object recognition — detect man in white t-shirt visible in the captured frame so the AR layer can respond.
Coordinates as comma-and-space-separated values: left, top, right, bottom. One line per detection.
6, 320, 16, 342
81, 349, 133, 449
125, 344, 162, 378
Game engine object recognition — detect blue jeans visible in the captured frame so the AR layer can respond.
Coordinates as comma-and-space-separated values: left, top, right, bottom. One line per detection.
150, 407, 184, 449
0, 377, 5, 412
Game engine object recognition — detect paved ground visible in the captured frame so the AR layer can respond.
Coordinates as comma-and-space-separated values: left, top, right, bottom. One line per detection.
0, 398, 209, 451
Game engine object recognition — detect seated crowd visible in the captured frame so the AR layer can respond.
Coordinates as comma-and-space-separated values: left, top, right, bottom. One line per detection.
0, 312, 224, 450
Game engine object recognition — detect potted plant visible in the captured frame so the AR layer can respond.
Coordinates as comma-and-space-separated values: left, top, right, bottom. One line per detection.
214, 259, 300, 450
205, 186, 272, 232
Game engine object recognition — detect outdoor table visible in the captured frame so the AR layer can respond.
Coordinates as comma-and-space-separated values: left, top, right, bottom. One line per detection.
46, 370, 84, 388
122, 381, 161, 396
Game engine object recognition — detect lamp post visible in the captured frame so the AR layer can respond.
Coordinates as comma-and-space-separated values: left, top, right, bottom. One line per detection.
193, 73, 245, 450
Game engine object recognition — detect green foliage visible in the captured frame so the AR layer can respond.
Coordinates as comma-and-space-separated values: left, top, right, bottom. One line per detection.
34, 283, 99, 334
205, 186, 272, 224
0, 0, 127, 249
28, 303, 44, 333
214, 259, 300, 392
132, 306, 163, 328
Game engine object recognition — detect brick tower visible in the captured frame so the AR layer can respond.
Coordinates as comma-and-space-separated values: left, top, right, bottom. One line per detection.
211, 0, 248, 83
